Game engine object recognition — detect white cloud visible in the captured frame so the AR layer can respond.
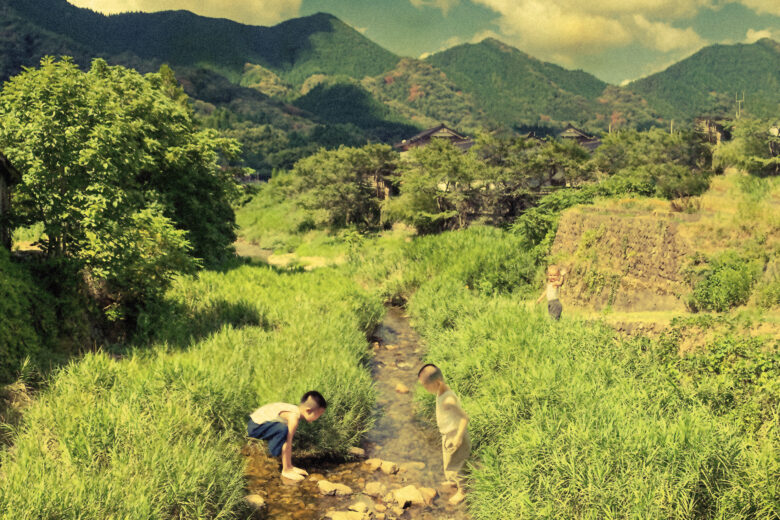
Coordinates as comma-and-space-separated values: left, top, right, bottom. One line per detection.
470, 0, 709, 60
745, 28, 780, 43
632, 15, 706, 52
409, 0, 460, 14
68, 0, 302, 26
738, 0, 780, 16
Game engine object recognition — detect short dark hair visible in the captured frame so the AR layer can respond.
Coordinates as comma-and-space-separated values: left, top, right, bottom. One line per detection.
301, 390, 327, 409
418, 363, 439, 378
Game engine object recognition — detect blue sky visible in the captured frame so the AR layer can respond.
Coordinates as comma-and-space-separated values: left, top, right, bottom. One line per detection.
69, 0, 780, 84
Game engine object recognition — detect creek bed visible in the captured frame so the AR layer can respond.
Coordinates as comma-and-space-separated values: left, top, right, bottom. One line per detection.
244, 307, 470, 519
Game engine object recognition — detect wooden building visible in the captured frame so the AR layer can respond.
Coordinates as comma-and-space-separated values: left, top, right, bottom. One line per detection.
394, 124, 475, 153
558, 124, 601, 152
0, 153, 20, 250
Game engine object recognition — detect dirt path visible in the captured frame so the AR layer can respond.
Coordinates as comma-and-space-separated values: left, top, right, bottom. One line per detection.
243, 308, 469, 519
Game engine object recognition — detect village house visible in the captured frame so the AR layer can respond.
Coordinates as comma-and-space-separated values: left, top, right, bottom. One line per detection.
558, 124, 601, 152
0, 153, 20, 250
394, 123, 475, 153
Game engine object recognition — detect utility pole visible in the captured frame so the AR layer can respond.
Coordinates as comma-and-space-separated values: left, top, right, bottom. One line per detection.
736, 91, 745, 120
670, 119, 674, 135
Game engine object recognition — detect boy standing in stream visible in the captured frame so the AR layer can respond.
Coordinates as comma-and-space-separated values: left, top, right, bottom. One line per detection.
247, 391, 327, 482
418, 364, 470, 505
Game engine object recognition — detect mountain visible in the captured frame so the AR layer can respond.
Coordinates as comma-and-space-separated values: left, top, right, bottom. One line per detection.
2, 0, 400, 85
362, 58, 492, 132
425, 38, 610, 127
628, 38, 780, 120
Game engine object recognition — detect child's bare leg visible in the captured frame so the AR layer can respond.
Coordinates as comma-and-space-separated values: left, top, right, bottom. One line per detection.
280, 440, 304, 481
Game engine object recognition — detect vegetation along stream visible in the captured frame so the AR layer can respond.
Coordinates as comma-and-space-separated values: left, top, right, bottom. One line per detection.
243, 307, 470, 520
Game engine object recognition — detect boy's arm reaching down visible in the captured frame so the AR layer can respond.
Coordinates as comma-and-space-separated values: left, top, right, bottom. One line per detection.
442, 395, 469, 453
280, 414, 308, 480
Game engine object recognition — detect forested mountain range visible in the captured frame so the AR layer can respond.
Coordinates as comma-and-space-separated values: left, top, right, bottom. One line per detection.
1, 0, 778, 174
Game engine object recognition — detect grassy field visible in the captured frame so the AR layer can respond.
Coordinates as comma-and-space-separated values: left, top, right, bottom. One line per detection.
356, 227, 779, 519
0, 264, 382, 518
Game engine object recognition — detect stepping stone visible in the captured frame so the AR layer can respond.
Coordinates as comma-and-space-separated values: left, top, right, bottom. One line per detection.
364, 458, 382, 472
318, 480, 353, 496
395, 383, 409, 394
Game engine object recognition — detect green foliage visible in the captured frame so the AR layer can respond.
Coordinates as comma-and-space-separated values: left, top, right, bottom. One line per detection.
715, 118, 780, 176
0, 58, 237, 314
290, 144, 398, 229
687, 251, 762, 312
0, 264, 382, 518
386, 139, 484, 232
593, 128, 713, 198
364, 228, 779, 519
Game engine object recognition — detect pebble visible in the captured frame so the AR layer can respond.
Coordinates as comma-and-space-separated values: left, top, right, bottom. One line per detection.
392, 485, 425, 508
364, 458, 382, 472
380, 460, 399, 475
375, 503, 387, 513
364, 481, 387, 497
308, 473, 325, 482
348, 446, 366, 457
318, 480, 353, 496
323, 511, 366, 520
348, 502, 368, 513
395, 383, 409, 394
396, 362, 413, 369
385, 344, 399, 350
419, 487, 438, 505
243, 494, 266, 511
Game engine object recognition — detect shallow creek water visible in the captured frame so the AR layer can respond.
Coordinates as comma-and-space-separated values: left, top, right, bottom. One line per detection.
243, 307, 470, 520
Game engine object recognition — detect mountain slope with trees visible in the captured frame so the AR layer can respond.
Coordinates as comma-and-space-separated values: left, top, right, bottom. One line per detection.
628, 38, 780, 120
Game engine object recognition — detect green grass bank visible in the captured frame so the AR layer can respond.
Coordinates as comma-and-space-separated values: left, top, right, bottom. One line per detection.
0, 264, 382, 518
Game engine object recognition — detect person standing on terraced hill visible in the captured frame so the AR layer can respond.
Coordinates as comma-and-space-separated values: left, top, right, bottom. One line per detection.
246, 391, 327, 482
537, 265, 567, 320
418, 363, 471, 505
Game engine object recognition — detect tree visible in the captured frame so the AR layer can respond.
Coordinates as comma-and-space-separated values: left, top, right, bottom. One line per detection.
387, 139, 483, 232
716, 119, 780, 176
290, 144, 397, 229
0, 58, 242, 312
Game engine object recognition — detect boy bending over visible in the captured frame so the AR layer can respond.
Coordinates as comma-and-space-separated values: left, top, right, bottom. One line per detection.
247, 390, 327, 482
418, 364, 470, 505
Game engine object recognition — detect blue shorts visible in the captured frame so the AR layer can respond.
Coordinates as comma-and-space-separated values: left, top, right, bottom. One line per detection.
247, 418, 288, 457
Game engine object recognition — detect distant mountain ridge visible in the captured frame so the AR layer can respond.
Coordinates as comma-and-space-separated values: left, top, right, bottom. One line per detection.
1, 0, 778, 138
629, 38, 780, 120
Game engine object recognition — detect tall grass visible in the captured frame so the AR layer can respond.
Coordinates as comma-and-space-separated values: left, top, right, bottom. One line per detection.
366, 227, 779, 519
0, 265, 383, 519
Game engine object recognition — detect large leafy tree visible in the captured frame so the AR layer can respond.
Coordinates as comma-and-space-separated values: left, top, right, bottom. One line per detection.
0, 58, 242, 311
290, 144, 397, 228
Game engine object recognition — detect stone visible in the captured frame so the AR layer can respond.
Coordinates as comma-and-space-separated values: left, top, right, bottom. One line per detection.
395, 383, 409, 394
348, 446, 366, 457
348, 502, 368, 514
380, 460, 399, 475
323, 512, 366, 520
375, 514, 386, 520
392, 485, 425, 508
375, 503, 387, 513
364, 481, 387, 498
419, 487, 438, 505
308, 473, 326, 482
243, 494, 266, 511
392, 506, 406, 516
385, 344, 399, 350
364, 458, 383, 472
396, 362, 413, 369
318, 480, 353, 496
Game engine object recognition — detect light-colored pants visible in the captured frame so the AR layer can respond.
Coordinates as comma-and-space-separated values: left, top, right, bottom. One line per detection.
442, 431, 471, 491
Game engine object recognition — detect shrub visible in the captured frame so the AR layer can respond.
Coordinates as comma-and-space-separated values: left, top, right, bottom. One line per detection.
688, 251, 761, 312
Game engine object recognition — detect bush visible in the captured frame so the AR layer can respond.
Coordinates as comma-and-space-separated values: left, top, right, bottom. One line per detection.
688, 251, 761, 312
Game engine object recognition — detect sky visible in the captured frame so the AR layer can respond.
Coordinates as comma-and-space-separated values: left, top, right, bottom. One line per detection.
67, 0, 780, 84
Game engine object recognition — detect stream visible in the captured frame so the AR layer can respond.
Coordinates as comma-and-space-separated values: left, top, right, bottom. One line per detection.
243, 307, 470, 520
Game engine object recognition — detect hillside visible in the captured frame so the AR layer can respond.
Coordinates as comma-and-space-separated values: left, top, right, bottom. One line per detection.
362, 58, 492, 132
425, 38, 609, 127
629, 38, 780, 120
2, 0, 400, 85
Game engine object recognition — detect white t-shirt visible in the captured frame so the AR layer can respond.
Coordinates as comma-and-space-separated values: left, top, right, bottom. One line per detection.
436, 390, 465, 436
546, 282, 560, 301
250, 402, 300, 424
